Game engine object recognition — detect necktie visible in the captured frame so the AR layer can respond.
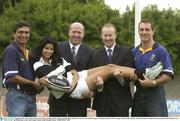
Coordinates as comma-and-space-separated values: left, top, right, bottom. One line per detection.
107, 48, 112, 63
72, 46, 76, 61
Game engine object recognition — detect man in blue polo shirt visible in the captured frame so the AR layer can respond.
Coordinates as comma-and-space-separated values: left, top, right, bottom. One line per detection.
2, 20, 43, 117
131, 19, 174, 117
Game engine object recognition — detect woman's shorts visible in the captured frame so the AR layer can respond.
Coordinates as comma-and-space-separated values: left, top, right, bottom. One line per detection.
67, 70, 90, 99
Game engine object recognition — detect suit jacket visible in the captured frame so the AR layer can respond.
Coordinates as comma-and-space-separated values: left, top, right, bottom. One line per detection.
48, 41, 94, 116
91, 44, 134, 115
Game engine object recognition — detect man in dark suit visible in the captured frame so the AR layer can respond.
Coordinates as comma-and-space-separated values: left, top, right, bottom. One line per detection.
91, 23, 134, 116
48, 22, 94, 117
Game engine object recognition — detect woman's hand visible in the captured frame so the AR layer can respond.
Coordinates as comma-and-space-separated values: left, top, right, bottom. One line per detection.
39, 76, 49, 86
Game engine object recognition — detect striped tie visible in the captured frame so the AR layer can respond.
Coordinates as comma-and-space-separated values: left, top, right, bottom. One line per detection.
72, 46, 76, 61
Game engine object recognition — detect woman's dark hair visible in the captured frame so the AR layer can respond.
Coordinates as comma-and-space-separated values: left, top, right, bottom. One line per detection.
30, 36, 62, 66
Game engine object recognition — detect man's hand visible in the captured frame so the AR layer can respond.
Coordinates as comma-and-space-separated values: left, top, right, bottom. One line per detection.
95, 76, 104, 92
139, 74, 156, 88
33, 80, 44, 94
81, 91, 94, 98
39, 77, 49, 86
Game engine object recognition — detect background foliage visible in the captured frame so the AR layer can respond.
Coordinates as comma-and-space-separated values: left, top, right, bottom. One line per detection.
0, 0, 179, 73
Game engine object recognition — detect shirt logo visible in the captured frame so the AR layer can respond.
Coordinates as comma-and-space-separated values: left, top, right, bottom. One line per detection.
21, 58, 24, 62
149, 54, 156, 61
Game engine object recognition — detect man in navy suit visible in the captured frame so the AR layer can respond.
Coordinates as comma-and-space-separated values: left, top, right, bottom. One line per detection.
48, 22, 94, 117
91, 23, 134, 116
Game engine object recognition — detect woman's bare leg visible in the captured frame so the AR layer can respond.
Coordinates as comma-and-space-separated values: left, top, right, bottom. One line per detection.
85, 64, 137, 91
87, 64, 137, 81
86, 65, 115, 91
87, 64, 116, 75
113, 68, 138, 81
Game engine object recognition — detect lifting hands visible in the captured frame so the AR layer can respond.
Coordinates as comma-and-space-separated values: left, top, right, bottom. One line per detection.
113, 62, 163, 87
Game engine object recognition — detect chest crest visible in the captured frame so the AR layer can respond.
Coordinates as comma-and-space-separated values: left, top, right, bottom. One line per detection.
20, 57, 25, 62
149, 54, 156, 61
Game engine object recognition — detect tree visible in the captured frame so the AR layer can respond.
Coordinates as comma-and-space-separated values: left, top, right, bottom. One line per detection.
0, 1, 179, 73
0, 0, 121, 59
0, 0, 22, 15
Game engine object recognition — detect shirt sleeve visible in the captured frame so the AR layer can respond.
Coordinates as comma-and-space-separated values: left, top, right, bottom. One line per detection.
35, 65, 57, 78
2, 48, 19, 87
157, 47, 174, 77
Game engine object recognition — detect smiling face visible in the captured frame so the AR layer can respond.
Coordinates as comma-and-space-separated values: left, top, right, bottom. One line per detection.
13, 26, 30, 47
68, 22, 84, 46
138, 22, 154, 43
42, 43, 54, 62
101, 26, 117, 48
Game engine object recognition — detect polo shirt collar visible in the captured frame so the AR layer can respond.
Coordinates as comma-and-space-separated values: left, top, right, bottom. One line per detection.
39, 57, 52, 65
138, 42, 159, 54
12, 41, 21, 50
12, 41, 29, 60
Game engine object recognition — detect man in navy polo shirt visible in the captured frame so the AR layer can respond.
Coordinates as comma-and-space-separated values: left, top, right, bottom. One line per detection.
132, 19, 174, 117
2, 20, 43, 117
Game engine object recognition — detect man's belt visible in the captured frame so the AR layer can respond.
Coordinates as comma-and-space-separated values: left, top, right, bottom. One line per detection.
8, 88, 36, 96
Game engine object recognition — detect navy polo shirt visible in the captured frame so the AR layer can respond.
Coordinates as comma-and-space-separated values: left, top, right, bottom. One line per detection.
2, 41, 34, 91
132, 42, 174, 77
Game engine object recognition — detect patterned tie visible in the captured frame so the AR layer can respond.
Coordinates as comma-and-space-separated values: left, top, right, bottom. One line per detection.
72, 46, 76, 61
107, 48, 112, 63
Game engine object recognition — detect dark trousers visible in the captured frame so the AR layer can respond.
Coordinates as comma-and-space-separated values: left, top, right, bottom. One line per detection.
48, 94, 89, 117
132, 89, 168, 117
49, 101, 87, 117
96, 105, 129, 117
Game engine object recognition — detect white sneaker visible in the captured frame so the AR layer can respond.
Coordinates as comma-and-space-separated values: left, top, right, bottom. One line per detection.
145, 62, 163, 80
47, 65, 65, 77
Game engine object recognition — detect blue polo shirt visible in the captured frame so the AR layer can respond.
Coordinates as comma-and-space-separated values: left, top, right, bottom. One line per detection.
132, 42, 174, 78
132, 42, 173, 116
2, 41, 34, 91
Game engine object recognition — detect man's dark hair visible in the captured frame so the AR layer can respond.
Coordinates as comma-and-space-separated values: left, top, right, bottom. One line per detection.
13, 20, 31, 33
139, 19, 154, 31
